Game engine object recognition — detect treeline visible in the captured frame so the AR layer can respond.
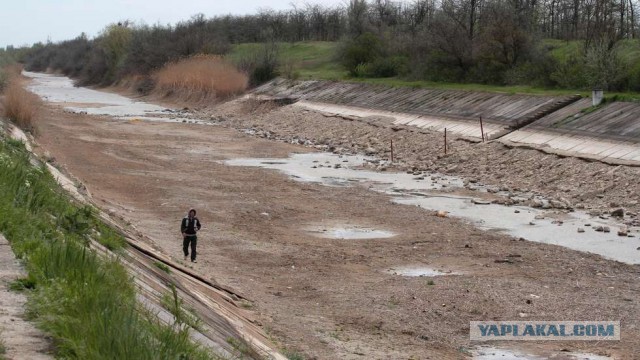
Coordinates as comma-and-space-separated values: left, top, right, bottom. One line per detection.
9, 0, 640, 91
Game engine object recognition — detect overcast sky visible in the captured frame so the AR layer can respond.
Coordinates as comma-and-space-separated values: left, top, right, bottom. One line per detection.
0, 0, 346, 48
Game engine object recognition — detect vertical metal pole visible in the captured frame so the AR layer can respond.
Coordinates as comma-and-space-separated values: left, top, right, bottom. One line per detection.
444, 128, 447, 154
390, 139, 394, 163
479, 116, 485, 142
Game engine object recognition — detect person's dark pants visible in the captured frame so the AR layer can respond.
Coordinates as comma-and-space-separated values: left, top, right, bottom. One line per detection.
183, 235, 197, 261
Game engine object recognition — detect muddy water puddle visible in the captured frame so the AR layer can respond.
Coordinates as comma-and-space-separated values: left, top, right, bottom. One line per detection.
305, 225, 395, 239
386, 266, 458, 277
225, 153, 640, 264
471, 346, 612, 360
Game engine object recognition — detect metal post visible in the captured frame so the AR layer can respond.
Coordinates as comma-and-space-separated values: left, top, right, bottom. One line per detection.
444, 128, 447, 154
390, 139, 394, 163
479, 116, 485, 142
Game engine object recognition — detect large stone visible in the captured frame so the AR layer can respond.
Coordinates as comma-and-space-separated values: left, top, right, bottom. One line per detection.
611, 208, 625, 218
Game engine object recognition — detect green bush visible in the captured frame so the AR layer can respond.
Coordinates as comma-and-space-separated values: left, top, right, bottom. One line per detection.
339, 32, 384, 76
368, 55, 408, 78
234, 41, 280, 86
550, 54, 588, 89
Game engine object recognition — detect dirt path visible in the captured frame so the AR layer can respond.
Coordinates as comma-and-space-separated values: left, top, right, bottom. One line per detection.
31, 100, 640, 359
0, 235, 52, 360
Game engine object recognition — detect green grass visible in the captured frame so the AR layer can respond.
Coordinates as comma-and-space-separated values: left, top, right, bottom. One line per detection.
8, 277, 36, 291
228, 39, 640, 99
229, 41, 345, 80
0, 136, 215, 359
153, 261, 171, 274
161, 284, 202, 331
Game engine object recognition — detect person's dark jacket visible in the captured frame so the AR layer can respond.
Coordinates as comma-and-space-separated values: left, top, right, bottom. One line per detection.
181, 216, 201, 236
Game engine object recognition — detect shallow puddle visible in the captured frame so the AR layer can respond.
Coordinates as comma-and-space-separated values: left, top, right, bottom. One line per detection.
385, 266, 457, 277
306, 226, 395, 239
225, 153, 640, 264
471, 347, 612, 360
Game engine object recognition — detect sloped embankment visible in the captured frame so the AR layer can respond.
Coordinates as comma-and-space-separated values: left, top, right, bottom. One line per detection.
503, 99, 640, 164
255, 79, 580, 138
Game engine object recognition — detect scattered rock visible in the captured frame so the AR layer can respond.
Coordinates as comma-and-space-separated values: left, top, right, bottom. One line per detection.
494, 259, 514, 264
611, 208, 625, 217
471, 198, 491, 205
436, 210, 448, 218
531, 199, 544, 208
514, 210, 520, 213
603, 226, 611, 233
577, 228, 585, 233
595, 226, 604, 232
534, 214, 545, 220
617, 228, 628, 237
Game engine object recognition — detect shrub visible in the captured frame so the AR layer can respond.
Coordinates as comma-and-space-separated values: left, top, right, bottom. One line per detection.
550, 54, 588, 89
234, 41, 280, 86
368, 55, 408, 78
339, 32, 384, 76
154, 55, 248, 101
2, 80, 40, 132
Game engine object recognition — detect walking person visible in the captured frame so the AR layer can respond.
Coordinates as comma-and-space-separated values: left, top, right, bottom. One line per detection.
181, 208, 202, 263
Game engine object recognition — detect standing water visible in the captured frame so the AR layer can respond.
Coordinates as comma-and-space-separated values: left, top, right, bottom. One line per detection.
225, 153, 640, 264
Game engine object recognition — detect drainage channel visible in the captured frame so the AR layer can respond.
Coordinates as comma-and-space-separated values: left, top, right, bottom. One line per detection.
225, 152, 640, 265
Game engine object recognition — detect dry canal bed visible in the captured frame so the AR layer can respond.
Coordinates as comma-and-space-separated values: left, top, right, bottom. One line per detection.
20, 72, 640, 359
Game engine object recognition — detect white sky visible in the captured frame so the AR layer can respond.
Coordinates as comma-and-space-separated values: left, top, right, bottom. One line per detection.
0, 0, 347, 48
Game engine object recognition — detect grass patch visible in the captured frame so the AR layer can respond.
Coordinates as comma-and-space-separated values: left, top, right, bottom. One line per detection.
153, 261, 171, 274
0, 137, 214, 359
8, 277, 37, 291
283, 349, 305, 360
226, 336, 252, 358
161, 284, 201, 331
229, 41, 344, 80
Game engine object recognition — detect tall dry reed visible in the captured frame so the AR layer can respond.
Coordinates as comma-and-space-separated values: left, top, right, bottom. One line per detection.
154, 55, 248, 102
2, 78, 40, 132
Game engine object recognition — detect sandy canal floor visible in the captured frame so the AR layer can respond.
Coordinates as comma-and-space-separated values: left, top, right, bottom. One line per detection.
20, 73, 640, 359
